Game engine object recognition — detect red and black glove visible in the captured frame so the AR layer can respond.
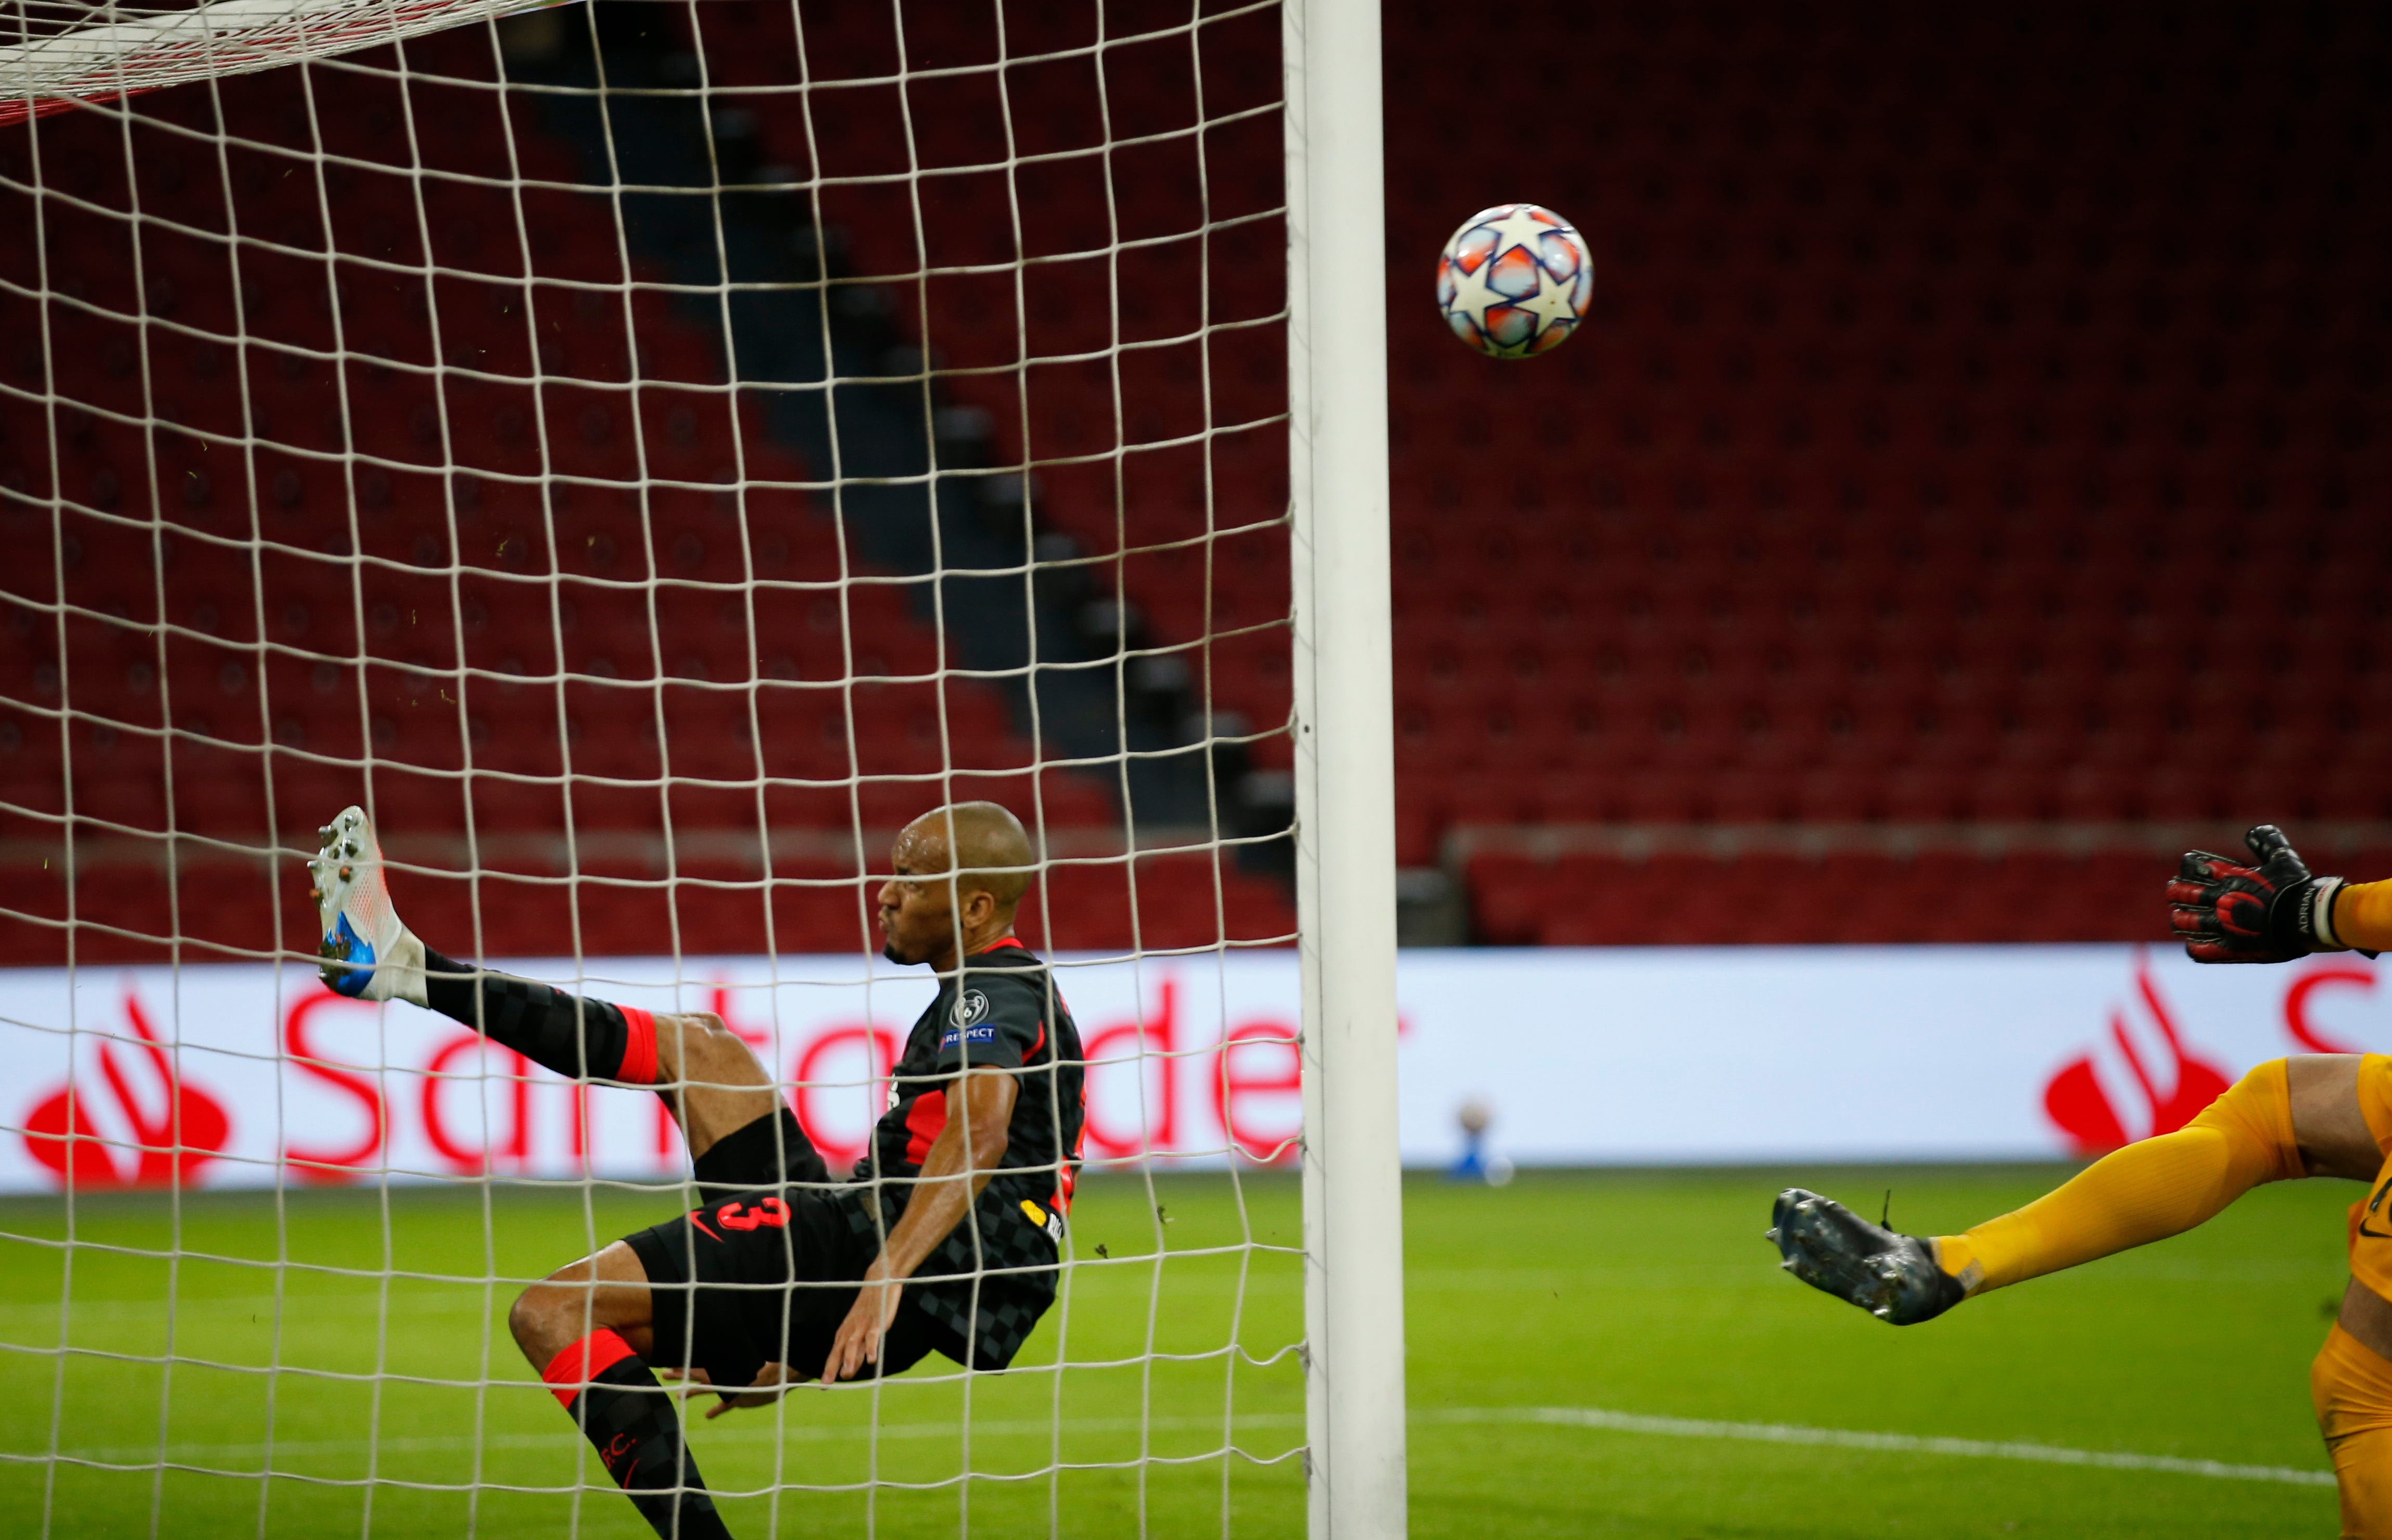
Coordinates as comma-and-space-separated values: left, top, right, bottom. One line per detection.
2168, 824, 2360, 964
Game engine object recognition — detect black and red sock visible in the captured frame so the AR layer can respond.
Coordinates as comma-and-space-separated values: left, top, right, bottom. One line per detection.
421, 946, 659, 1086
543, 1330, 731, 1540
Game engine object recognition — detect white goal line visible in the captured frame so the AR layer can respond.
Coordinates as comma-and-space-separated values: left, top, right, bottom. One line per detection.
1427, 1406, 2338, 1490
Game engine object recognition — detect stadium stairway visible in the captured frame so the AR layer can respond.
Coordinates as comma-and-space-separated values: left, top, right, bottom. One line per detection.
505, 1, 1279, 837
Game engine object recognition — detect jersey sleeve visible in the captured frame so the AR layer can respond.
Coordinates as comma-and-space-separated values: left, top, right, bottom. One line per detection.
932, 973, 1048, 1072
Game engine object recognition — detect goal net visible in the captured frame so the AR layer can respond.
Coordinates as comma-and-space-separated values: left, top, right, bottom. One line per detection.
0, 1, 1402, 1536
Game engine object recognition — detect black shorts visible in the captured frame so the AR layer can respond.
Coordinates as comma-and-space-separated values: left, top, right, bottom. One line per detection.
624, 1178, 943, 1390
622, 1109, 938, 1390
622, 1109, 1061, 1389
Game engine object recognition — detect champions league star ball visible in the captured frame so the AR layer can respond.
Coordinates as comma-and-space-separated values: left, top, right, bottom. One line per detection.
1435, 202, 1593, 359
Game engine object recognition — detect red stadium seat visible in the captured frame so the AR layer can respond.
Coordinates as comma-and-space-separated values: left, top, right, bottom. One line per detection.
12, 0, 2387, 955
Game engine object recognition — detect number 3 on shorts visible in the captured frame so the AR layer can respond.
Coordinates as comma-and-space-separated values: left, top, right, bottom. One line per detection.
717, 1198, 791, 1232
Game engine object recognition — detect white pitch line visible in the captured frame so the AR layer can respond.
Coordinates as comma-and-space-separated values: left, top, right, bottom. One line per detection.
1425, 1406, 2338, 1488
7, 1406, 2336, 1489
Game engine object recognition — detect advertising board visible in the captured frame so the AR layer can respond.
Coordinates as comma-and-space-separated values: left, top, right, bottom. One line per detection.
2, 945, 2383, 1190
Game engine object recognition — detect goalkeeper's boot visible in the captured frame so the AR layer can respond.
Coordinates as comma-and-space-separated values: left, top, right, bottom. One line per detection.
308, 805, 427, 1006
1766, 1188, 1966, 1326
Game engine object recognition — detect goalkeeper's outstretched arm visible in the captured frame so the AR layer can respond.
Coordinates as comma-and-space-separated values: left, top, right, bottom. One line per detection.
2170, 823, 2391, 962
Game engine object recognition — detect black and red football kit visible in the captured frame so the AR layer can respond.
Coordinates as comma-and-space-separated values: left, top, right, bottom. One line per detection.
622, 939, 1085, 1388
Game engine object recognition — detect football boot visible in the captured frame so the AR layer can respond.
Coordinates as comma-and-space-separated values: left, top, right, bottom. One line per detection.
307, 805, 426, 1005
1766, 1187, 1966, 1326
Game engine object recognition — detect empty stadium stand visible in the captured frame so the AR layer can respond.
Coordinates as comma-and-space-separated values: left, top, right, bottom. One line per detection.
5, 0, 2387, 955
1395, 3, 2391, 941
0, 2, 1297, 964
669, 1, 2392, 947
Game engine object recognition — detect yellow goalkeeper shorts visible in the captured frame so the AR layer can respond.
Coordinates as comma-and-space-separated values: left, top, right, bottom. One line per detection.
2315, 1322, 2392, 1537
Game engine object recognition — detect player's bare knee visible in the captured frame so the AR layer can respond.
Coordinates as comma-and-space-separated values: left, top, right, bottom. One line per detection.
508, 1261, 604, 1363
662, 1010, 766, 1089
507, 1281, 560, 1361
682, 1011, 731, 1053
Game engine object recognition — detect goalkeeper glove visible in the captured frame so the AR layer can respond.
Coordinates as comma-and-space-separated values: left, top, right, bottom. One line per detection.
2168, 824, 2363, 964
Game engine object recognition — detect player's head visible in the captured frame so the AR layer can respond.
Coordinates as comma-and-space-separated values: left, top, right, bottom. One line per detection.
876, 801, 1034, 967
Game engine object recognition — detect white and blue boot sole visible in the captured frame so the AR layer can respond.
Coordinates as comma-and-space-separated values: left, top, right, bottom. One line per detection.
307, 806, 426, 1006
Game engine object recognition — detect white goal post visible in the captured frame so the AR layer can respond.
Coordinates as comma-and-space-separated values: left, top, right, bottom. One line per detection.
1283, 1, 1408, 1537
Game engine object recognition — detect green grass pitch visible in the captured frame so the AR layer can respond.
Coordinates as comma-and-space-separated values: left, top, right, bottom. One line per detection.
0, 1165, 2356, 1537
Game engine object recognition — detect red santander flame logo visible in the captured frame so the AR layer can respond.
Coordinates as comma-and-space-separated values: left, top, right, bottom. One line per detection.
2042, 954, 2231, 1156
22, 987, 232, 1188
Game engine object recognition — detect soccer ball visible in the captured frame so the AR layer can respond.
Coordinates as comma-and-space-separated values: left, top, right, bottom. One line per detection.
1435, 203, 1593, 359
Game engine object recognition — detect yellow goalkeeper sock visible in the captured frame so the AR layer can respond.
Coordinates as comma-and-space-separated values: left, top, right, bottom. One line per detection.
1932, 1059, 2300, 1295
2338, 879, 2392, 954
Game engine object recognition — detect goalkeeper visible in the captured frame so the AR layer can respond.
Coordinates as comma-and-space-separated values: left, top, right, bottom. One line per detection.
1770, 825, 2392, 1536
306, 800, 1083, 1540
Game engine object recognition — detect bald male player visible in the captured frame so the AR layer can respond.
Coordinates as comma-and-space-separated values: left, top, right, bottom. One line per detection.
307, 801, 1083, 1540
1771, 825, 2392, 1535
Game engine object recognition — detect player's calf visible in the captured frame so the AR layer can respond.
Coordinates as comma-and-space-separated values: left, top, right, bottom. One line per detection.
308, 806, 652, 1078
1767, 1188, 1967, 1326
418, 948, 673, 1089
308, 805, 718, 1090
427, 986, 780, 1163
514, 1246, 733, 1540
308, 805, 804, 1182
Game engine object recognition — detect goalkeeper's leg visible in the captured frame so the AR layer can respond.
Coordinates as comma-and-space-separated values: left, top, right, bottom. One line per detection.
1929, 1056, 2307, 1294
1774, 1057, 2362, 1321
306, 805, 799, 1165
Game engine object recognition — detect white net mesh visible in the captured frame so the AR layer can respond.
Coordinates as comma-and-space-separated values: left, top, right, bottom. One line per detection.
0, 1, 1307, 1533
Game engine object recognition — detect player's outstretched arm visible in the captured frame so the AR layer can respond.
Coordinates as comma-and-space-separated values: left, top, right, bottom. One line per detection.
821, 1066, 1020, 1385
2344, 883, 2392, 954
2169, 823, 2368, 963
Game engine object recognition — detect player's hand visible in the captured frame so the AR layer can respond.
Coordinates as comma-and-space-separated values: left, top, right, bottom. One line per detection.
822, 1265, 903, 1385
657, 1361, 798, 1419
2169, 824, 2356, 963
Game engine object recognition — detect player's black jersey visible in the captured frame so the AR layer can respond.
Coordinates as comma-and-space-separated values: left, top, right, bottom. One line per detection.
860, 938, 1085, 1226
622, 938, 1083, 1379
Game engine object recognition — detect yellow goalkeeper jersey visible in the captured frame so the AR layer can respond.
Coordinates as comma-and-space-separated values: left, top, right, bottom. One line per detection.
2348, 1057, 2392, 1302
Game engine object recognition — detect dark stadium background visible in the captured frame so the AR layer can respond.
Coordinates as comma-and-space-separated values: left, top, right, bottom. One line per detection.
3, 0, 2388, 965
